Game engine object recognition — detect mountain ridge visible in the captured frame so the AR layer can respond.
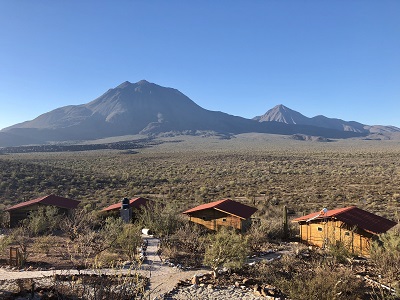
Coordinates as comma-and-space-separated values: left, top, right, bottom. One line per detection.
254, 104, 368, 133
1, 80, 398, 147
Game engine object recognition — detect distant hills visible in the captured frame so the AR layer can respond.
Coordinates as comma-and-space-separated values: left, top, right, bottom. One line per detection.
254, 104, 400, 139
1, 80, 399, 147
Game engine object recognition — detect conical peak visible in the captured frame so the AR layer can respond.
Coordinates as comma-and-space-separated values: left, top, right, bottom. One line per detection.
137, 79, 149, 85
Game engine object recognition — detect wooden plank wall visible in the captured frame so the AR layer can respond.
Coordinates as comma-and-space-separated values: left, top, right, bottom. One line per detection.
187, 209, 242, 231
299, 220, 373, 256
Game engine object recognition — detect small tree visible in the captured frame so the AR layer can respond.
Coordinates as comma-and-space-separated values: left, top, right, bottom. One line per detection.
115, 223, 142, 261
203, 227, 248, 278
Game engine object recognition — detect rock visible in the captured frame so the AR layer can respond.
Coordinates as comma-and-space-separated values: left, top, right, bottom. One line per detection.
243, 278, 255, 285
235, 281, 240, 288
191, 275, 199, 285
202, 273, 212, 281
261, 287, 267, 297
207, 284, 214, 289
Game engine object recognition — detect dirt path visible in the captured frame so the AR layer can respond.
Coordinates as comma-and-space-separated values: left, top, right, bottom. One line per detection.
0, 236, 210, 299
0, 236, 288, 299
141, 236, 209, 299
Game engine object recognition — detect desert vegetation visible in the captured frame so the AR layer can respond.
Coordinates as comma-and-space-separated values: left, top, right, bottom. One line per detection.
0, 135, 399, 299
0, 136, 399, 218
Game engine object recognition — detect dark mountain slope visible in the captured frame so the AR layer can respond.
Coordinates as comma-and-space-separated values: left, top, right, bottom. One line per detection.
0, 81, 274, 145
0, 82, 370, 147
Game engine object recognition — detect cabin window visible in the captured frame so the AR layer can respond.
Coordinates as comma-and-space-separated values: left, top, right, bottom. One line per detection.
344, 231, 350, 236
317, 227, 323, 232
222, 218, 227, 222
201, 216, 206, 220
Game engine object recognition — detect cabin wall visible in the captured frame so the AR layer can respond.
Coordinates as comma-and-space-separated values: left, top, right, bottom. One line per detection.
187, 209, 242, 231
298, 220, 373, 256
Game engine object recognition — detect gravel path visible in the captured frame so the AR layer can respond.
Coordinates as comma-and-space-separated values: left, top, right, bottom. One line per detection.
165, 285, 265, 300
141, 235, 211, 299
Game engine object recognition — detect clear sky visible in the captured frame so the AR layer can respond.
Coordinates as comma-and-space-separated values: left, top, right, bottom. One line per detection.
0, 1, 399, 130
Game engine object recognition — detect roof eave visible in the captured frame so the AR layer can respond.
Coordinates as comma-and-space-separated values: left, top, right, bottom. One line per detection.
214, 208, 248, 220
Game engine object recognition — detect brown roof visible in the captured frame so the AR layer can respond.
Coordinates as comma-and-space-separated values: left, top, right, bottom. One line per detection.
5, 194, 80, 211
292, 206, 397, 235
182, 199, 257, 219
102, 197, 149, 212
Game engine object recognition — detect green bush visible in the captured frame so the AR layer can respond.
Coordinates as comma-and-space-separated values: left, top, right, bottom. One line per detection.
203, 227, 248, 277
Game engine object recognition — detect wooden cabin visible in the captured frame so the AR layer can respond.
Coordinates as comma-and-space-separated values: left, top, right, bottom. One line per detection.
101, 197, 151, 220
182, 199, 257, 232
292, 206, 397, 256
5, 194, 80, 227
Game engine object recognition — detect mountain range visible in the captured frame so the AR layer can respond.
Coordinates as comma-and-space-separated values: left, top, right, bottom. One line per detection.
1, 80, 399, 147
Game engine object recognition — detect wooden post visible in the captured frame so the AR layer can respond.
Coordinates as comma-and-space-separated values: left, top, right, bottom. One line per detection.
283, 205, 288, 239
9, 247, 20, 267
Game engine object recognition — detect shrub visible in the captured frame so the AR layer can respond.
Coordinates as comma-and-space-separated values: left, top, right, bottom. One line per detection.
32, 235, 57, 256
114, 223, 142, 261
160, 222, 206, 266
203, 227, 248, 277
277, 264, 365, 300
137, 201, 185, 237
370, 226, 400, 284
23, 206, 62, 236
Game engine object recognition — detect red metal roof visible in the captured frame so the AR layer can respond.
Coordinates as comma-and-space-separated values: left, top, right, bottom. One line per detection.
182, 199, 257, 219
292, 206, 397, 234
102, 197, 149, 212
5, 194, 80, 211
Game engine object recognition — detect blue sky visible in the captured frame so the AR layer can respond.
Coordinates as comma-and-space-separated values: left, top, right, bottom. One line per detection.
0, 1, 399, 130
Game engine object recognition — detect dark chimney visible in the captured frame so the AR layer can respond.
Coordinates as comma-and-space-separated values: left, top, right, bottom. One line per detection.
120, 197, 132, 223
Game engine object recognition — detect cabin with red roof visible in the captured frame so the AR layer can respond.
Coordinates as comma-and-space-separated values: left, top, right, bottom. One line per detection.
4, 194, 80, 227
101, 197, 151, 221
292, 206, 397, 256
182, 199, 257, 232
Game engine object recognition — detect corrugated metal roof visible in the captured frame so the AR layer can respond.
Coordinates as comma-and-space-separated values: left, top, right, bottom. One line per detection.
182, 199, 257, 219
102, 197, 149, 212
292, 206, 397, 234
5, 194, 80, 211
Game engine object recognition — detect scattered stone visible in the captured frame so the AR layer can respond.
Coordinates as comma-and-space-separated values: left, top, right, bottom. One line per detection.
191, 275, 199, 285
